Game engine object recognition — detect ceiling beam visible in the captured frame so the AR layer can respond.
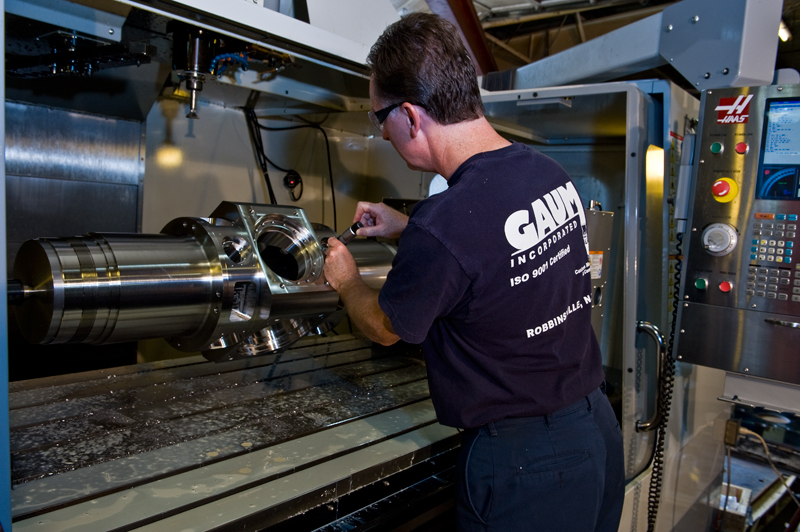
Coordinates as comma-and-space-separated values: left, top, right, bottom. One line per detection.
485, 32, 531, 63
481, 0, 662, 29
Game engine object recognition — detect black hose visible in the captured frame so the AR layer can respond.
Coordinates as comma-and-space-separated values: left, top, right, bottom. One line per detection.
256, 118, 337, 231
244, 107, 277, 204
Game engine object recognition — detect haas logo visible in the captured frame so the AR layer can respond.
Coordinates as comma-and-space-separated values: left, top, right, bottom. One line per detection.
716, 95, 753, 124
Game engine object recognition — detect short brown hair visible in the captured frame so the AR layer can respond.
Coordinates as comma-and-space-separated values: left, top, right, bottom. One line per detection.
367, 13, 484, 125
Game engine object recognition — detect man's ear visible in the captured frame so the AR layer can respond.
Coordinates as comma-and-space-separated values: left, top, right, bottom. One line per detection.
401, 102, 422, 139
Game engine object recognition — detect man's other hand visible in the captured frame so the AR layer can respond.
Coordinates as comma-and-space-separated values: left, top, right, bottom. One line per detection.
323, 238, 360, 292
354, 202, 409, 239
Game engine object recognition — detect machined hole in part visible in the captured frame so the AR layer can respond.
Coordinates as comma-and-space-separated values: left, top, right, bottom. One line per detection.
255, 216, 321, 283
222, 236, 251, 263
260, 238, 300, 279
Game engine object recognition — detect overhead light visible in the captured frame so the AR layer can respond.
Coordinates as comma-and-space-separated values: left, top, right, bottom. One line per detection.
779, 20, 792, 42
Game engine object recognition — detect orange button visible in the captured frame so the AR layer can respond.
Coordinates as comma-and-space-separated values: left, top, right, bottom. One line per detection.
719, 281, 734, 293
735, 142, 748, 154
712, 180, 731, 197
755, 212, 776, 219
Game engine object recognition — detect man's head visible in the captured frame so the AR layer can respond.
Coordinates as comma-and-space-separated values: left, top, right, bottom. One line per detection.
367, 13, 484, 126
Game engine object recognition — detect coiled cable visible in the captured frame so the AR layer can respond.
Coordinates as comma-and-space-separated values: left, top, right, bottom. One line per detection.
646, 232, 681, 532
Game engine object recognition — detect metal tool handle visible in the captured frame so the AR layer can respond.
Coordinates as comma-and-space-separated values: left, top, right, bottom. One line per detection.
337, 222, 364, 246
635, 320, 666, 433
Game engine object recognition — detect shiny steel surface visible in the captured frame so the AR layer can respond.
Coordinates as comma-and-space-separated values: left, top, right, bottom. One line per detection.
678, 85, 800, 382
13, 234, 216, 346
4, 102, 143, 273
11, 203, 396, 362
680, 302, 800, 384
5, 102, 142, 185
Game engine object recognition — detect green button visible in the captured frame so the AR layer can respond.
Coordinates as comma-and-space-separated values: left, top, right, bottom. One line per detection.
695, 278, 708, 290
711, 142, 723, 154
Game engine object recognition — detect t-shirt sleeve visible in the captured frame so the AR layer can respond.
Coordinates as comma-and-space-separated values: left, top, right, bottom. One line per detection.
378, 222, 471, 344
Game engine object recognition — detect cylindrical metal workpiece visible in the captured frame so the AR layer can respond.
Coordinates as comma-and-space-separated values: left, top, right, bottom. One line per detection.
13, 233, 218, 345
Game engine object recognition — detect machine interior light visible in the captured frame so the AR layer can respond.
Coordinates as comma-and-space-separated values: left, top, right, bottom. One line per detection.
646, 145, 665, 184
156, 144, 184, 168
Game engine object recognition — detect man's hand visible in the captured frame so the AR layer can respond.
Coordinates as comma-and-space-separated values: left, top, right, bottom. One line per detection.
323, 236, 400, 346
323, 238, 359, 292
354, 202, 409, 239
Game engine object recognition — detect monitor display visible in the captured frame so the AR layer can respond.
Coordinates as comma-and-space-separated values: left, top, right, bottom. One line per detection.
757, 99, 800, 200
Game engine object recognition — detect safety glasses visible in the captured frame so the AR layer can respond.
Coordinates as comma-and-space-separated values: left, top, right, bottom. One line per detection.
367, 102, 402, 131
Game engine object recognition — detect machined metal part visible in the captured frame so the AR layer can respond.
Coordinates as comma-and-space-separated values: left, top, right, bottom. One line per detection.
10, 202, 396, 362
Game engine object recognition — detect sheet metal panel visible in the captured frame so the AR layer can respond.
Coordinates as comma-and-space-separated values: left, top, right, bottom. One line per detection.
5, 102, 143, 184
4, 101, 144, 272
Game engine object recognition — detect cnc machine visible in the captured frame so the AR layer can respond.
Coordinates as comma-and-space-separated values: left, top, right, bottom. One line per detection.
1, 1, 797, 531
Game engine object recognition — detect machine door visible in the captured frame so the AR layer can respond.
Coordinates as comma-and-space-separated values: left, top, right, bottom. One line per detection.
482, 84, 662, 482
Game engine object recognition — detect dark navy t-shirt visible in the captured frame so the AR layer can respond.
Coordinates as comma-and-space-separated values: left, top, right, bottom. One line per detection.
378, 141, 604, 429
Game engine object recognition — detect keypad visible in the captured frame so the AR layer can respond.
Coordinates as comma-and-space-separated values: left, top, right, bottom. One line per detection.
747, 216, 800, 303
751, 213, 798, 266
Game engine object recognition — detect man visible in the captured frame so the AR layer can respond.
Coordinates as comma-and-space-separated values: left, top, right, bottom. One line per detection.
323, 13, 624, 532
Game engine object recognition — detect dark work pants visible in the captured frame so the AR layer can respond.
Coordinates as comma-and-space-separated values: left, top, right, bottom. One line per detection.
456, 387, 625, 532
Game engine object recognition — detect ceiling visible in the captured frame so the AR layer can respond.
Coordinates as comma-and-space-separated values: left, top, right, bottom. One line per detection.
390, 0, 800, 96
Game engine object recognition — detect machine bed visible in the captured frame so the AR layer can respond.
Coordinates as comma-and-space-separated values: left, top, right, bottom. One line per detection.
8, 335, 459, 531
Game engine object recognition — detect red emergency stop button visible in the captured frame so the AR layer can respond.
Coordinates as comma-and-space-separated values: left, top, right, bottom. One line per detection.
712, 180, 730, 197
712, 177, 739, 203
735, 142, 748, 154
719, 281, 734, 293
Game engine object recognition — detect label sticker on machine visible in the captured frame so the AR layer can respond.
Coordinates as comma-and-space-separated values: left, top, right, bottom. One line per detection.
716, 95, 753, 124
589, 251, 603, 279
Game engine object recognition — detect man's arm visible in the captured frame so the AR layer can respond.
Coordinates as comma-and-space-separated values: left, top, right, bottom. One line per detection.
324, 237, 400, 346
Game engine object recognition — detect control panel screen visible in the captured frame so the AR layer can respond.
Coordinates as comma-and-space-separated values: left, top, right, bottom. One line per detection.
757, 99, 800, 200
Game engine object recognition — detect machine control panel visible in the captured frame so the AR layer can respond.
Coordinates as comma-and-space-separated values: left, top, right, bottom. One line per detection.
683, 87, 800, 313
677, 85, 800, 385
